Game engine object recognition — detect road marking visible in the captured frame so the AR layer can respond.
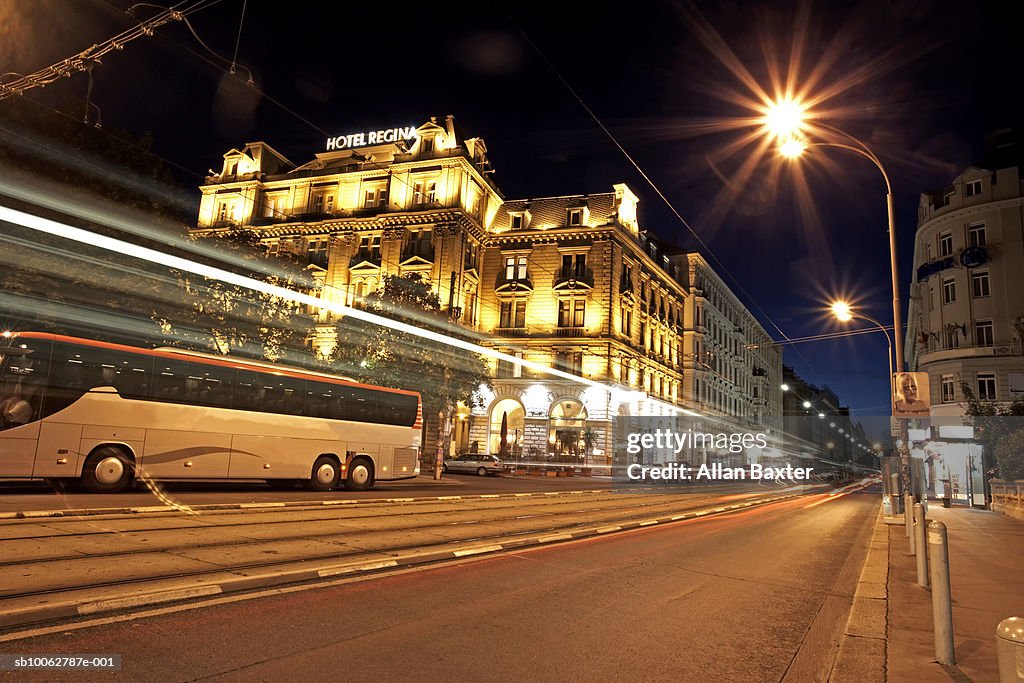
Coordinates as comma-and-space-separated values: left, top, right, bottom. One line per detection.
319, 559, 399, 576
537, 533, 573, 543
639, 520, 660, 526
453, 544, 503, 557
240, 502, 285, 508
479, 494, 500, 498
78, 586, 222, 614
436, 496, 462, 500
596, 526, 622, 534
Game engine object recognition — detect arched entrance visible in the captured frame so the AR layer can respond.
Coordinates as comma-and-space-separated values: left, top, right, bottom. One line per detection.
548, 398, 588, 463
489, 398, 525, 457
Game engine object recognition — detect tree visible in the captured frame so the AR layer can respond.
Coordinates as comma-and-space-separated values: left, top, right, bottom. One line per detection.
960, 382, 1024, 480
330, 274, 491, 468
158, 230, 318, 361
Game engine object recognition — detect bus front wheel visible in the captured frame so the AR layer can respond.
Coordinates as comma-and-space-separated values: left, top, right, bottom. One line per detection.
82, 447, 135, 493
344, 457, 374, 491
307, 456, 340, 492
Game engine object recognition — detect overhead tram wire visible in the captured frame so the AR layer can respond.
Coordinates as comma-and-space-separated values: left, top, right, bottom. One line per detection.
0, 0, 222, 99
502, 9, 839, 392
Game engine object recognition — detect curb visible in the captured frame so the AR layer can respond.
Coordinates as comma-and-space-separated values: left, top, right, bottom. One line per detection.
829, 505, 889, 683
0, 493, 798, 632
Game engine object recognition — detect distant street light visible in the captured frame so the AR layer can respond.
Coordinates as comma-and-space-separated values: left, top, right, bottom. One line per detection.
829, 300, 895, 412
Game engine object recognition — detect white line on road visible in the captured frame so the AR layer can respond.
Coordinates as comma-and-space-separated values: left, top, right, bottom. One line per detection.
453, 545, 503, 557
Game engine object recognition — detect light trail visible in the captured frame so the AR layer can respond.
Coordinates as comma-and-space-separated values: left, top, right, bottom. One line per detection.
0, 203, 699, 417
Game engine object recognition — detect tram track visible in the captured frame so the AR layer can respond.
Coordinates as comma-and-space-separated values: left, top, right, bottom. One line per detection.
0, 489, 782, 574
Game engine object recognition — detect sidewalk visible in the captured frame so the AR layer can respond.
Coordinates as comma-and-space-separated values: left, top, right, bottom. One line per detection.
887, 504, 1024, 682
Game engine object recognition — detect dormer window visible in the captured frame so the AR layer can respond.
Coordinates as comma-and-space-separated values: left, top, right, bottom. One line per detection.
227, 161, 238, 176
509, 211, 530, 231
421, 136, 434, 154
965, 179, 982, 197
567, 208, 583, 226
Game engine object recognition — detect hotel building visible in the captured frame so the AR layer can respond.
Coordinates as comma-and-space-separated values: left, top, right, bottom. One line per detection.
905, 130, 1024, 415
193, 115, 782, 463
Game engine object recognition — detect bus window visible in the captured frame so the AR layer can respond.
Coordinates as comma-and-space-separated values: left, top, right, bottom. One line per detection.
234, 370, 263, 411
337, 385, 376, 422
195, 363, 235, 408
260, 374, 305, 415
378, 391, 418, 426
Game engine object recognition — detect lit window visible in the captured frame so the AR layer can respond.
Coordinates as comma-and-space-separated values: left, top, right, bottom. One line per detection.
504, 256, 527, 281
499, 300, 526, 328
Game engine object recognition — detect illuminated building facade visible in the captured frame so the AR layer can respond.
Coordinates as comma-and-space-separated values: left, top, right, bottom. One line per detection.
194, 115, 782, 463
906, 130, 1024, 415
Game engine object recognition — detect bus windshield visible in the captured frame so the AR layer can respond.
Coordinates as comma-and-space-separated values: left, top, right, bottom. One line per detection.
0, 345, 46, 430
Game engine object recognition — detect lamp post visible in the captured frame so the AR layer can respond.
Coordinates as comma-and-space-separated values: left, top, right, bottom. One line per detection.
830, 300, 895, 412
766, 105, 904, 375
763, 101, 910, 492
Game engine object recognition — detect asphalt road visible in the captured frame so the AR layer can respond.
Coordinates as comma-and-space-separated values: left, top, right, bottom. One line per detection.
0, 490, 877, 682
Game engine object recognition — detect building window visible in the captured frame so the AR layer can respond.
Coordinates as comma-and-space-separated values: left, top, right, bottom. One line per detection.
968, 223, 986, 247
263, 193, 286, 219
496, 352, 524, 378
306, 238, 328, 267
977, 372, 996, 401
264, 240, 280, 256
356, 235, 381, 262
504, 256, 527, 281
567, 208, 582, 226
939, 232, 953, 257
421, 136, 434, 154
555, 351, 582, 374
405, 229, 433, 259
312, 194, 324, 214
620, 305, 632, 336
945, 326, 960, 350
620, 265, 633, 292
941, 375, 955, 403
942, 277, 956, 304
971, 271, 990, 298
558, 299, 585, 327
363, 187, 388, 209
964, 179, 982, 197
325, 195, 335, 213
499, 300, 526, 328
975, 320, 994, 347
412, 180, 436, 206
561, 254, 587, 279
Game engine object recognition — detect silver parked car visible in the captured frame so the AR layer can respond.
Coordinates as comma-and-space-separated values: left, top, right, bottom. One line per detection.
442, 453, 506, 476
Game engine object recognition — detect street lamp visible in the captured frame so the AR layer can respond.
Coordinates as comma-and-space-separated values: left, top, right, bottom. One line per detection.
763, 100, 904, 375
830, 300, 895, 411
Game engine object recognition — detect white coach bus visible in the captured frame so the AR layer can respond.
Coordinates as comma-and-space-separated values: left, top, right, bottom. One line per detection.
0, 332, 422, 493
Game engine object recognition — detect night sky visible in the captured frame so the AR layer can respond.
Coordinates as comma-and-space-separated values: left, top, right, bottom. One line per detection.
2, 0, 1019, 426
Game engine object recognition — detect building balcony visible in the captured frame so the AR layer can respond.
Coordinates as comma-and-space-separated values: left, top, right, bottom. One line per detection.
400, 248, 435, 264
555, 327, 587, 338
553, 268, 595, 290
495, 327, 529, 337
918, 341, 1022, 366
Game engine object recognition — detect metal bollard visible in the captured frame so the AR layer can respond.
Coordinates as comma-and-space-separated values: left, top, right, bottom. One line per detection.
914, 503, 928, 587
905, 493, 914, 536
928, 521, 955, 664
996, 617, 1024, 683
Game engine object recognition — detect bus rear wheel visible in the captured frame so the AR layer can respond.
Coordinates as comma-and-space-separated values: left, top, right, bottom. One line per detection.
344, 457, 374, 491
306, 456, 340, 492
82, 447, 135, 493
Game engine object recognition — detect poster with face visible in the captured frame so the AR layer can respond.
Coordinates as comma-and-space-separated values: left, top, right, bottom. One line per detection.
893, 372, 931, 417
